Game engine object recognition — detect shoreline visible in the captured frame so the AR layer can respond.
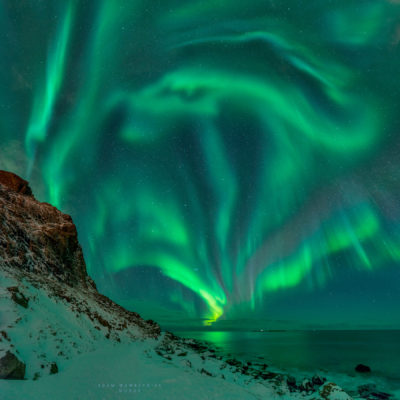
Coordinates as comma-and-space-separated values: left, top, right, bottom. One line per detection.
173, 330, 399, 399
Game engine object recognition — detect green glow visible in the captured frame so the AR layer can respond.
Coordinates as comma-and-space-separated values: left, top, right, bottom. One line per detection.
1, 0, 399, 327
261, 205, 380, 293
25, 3, 74, 168
328, 3, 387, 45
115, 65, 381, 154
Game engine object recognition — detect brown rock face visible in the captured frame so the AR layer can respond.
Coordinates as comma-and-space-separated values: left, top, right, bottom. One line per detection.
0, 171, 92, 288
0, 170, 32, 196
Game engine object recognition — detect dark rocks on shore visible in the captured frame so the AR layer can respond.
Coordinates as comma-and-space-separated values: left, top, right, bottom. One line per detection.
0, 351, 26, 379
226, 358, 242, 367
164, 331, 180, 341
260, 372, 278, 380
358, 384, 393, 400
286, 374, 327, 394
355, 364, 371, 373
300, 378, 314, 392
312, 374, 326, 386
286, 375, 297, 389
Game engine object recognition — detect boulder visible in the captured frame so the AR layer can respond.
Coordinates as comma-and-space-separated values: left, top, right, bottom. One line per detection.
355, 364, 371, 373
50, 362, 58, 374
7, 287, 29, 308
0, 351, 26, 379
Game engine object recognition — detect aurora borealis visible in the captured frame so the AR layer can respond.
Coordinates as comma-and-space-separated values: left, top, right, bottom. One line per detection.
1, 0, 400, 329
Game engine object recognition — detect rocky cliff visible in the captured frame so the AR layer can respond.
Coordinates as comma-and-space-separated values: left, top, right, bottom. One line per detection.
0, 170, 91, 288
0, 170, 160, 380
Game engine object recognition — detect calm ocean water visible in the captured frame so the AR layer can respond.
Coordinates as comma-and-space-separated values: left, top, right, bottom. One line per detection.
177, 330, 400, 392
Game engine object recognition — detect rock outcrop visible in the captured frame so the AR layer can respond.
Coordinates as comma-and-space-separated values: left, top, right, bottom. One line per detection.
0, 170, 91, 288
0, 171, 32, 196
355, 363, 371, 373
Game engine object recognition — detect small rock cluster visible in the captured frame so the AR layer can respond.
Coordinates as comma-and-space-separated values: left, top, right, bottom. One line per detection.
286, 374, 327, 394
149, 332, 396, 399
358, 384, 394, 400
149, 332, 355, 398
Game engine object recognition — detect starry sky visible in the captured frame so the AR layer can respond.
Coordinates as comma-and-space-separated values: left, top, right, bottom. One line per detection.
1, 0, 400, 330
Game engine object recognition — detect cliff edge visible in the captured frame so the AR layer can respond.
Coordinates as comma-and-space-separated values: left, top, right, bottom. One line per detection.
0, 171, 160, 380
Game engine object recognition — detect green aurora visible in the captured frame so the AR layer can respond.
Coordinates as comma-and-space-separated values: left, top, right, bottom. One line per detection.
1, 0, 400, 329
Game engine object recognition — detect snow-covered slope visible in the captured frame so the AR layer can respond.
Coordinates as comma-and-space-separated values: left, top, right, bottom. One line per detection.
0, 171, 359, 399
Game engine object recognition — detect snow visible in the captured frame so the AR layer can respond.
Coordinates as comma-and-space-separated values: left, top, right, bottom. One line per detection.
1, 267, 287, 399
0, 265, 373, 400
0, 342, 263, 400
1, 339, 338, 400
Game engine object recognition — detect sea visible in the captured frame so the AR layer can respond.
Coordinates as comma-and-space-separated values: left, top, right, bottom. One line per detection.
177, 330, 400, 397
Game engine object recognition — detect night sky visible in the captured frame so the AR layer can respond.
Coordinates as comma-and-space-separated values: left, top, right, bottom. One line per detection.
1, 0, 400, 330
